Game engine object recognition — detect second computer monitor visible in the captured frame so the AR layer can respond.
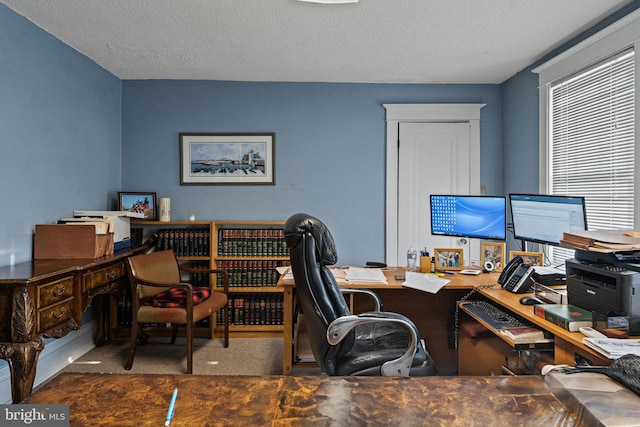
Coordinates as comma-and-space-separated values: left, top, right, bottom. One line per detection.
430, 195, 506, 241
509, 194, 587, 246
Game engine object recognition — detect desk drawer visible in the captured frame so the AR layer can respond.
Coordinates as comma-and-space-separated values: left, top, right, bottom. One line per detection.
37, 276, 74, 307
83, 262, 125, 293
38, 297, 74, 331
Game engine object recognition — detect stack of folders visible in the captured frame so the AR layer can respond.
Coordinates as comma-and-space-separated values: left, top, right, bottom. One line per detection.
583, 337, 640, 359
560, 229, 640, 252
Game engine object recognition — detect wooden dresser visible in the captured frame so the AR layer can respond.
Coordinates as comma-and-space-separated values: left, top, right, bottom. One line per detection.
0, 249, 137, 403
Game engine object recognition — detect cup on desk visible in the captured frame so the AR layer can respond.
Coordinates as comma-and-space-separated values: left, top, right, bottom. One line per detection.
420, 256, 431, 273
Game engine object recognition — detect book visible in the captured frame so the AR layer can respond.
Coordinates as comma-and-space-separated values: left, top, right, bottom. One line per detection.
583, 337, 640, 359
500, 326, 546, 343
533, 304, 592, 332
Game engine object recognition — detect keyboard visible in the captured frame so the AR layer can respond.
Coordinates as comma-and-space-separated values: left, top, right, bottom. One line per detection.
462, 300, 528, 330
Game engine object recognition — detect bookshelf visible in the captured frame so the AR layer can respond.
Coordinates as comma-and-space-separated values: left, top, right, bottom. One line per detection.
114, 220, 289, 341
212, 221, 290, 338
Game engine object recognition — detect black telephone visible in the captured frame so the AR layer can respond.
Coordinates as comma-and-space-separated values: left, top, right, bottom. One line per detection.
497, 256, 535, 293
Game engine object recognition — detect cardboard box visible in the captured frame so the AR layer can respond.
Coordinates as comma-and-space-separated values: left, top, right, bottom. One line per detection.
34, 224, 114, 259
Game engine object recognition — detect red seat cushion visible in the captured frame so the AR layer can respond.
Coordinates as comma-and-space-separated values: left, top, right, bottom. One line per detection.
141, 287, 211, 308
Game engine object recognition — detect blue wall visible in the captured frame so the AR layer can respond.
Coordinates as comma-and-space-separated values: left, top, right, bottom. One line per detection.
122, 81, 501, 265
0, 4, 122, 266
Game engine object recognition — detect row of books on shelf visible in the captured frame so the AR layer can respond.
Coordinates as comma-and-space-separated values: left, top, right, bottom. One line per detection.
216, 294, 284, 326
116, 292, 284, 327
215, 260, 291, 287
217, 228, 288, 257
155, 227, 211, 256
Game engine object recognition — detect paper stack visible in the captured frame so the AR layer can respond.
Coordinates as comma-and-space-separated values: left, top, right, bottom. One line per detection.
560, 229, 640, 252
583, 337, 640, 359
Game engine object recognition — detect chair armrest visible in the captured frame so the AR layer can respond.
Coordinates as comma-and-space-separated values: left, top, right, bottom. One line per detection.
339, 288, 382, 311
133, 276, 192, 292
326, 312, 419, 377
179, 266, 229, 294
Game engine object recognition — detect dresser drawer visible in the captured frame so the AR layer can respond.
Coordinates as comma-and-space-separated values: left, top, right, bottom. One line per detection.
83, 262, 125, 293
37, 276, 74, 307
37, 297, 74, 331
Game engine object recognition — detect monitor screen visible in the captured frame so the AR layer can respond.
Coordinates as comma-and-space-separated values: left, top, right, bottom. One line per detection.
430, 195, 506, 240
509, 194, 587, 246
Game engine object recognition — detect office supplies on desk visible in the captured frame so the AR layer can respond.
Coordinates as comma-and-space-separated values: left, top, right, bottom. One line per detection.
343, 267, 388, 284
165, 387, 178, 427
582, 338, 640, 359
460, 269, 482, 275
401, 271, 449, 294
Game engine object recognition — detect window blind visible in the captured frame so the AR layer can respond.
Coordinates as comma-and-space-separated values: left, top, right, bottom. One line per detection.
549, 49, 635, 264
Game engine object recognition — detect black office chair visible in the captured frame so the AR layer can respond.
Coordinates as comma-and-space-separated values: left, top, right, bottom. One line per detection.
284, 213, 436, 376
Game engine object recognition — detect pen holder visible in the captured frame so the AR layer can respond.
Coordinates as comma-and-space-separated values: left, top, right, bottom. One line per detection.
420, 256, 431, 273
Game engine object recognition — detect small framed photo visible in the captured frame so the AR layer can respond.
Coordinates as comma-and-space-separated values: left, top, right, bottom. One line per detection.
118, 192, 157, 220
510, 251, 543, 266
180, 133, 275, 185
434, 248, 464, 271
482, 242, 506, 272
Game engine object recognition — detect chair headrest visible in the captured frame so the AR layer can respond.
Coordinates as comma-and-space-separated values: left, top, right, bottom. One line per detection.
284, 213, 338, 266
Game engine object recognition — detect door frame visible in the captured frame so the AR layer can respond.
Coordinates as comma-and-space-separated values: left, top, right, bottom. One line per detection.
383, 103, 485, 265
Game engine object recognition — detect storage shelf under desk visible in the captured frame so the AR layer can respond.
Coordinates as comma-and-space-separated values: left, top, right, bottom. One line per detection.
474, 286, 613, 366
459, 300, 554, 351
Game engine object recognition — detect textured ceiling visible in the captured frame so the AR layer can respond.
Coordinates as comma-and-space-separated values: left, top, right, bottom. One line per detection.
0, 0, 633, 83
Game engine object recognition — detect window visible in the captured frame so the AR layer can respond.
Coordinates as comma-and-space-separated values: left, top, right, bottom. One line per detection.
548, 50, 635, 264
534, 10, 640, 266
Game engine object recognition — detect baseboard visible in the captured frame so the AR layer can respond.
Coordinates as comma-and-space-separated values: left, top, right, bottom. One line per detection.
0, 320, 97, 403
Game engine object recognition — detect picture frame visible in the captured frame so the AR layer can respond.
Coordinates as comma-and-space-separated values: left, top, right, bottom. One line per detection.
509, 251, 544, 266
118, 192, 157, 220
180, 133, 275, 185
434, 248, 464, 271
481, 242, 506, 272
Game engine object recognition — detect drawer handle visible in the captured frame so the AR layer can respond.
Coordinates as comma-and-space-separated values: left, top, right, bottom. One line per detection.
50, 285, 67, 297
51, 307, 67, 319
105, 269, 118, 280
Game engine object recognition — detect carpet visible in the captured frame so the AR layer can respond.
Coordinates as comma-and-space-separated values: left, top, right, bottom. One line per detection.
62, 337, 284, 376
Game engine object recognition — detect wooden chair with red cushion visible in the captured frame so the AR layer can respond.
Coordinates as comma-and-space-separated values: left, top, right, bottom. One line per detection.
125, 249, 229, 373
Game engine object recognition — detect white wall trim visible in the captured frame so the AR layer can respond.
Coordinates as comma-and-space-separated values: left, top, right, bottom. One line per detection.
383, 104, 485, 265
534, 8, 640, 225
533, 8, 640, 85
0, 320, 97, 403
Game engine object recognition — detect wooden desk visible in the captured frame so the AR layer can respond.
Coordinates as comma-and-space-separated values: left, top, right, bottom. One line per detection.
23, 372, 580, 426
279, 267, 499, 375
0, 250, 137, 403
463, 286, 612, 367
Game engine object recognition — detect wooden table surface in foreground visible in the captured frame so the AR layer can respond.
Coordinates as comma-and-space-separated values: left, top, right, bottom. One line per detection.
23, 372, 580, 426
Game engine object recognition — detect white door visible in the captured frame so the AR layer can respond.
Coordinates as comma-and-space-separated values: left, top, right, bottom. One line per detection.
397, 122, 479, 267
384, 104, 485, 267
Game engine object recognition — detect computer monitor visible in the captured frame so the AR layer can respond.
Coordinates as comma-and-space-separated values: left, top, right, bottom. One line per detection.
430, 195, 506, 241
509, 194, 587, 246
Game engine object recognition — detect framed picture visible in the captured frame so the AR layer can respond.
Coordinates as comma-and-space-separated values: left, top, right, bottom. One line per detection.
118, 192, 157, 220
481, 242, 506, 272
510, 251, 543, 266
434, 248, 464, 271
180, 133, 275, 185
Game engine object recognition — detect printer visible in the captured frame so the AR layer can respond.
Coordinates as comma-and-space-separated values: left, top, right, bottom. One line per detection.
566, 250, 640, 335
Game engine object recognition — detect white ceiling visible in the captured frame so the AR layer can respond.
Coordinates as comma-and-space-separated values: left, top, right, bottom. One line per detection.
1, 0, 633, 84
